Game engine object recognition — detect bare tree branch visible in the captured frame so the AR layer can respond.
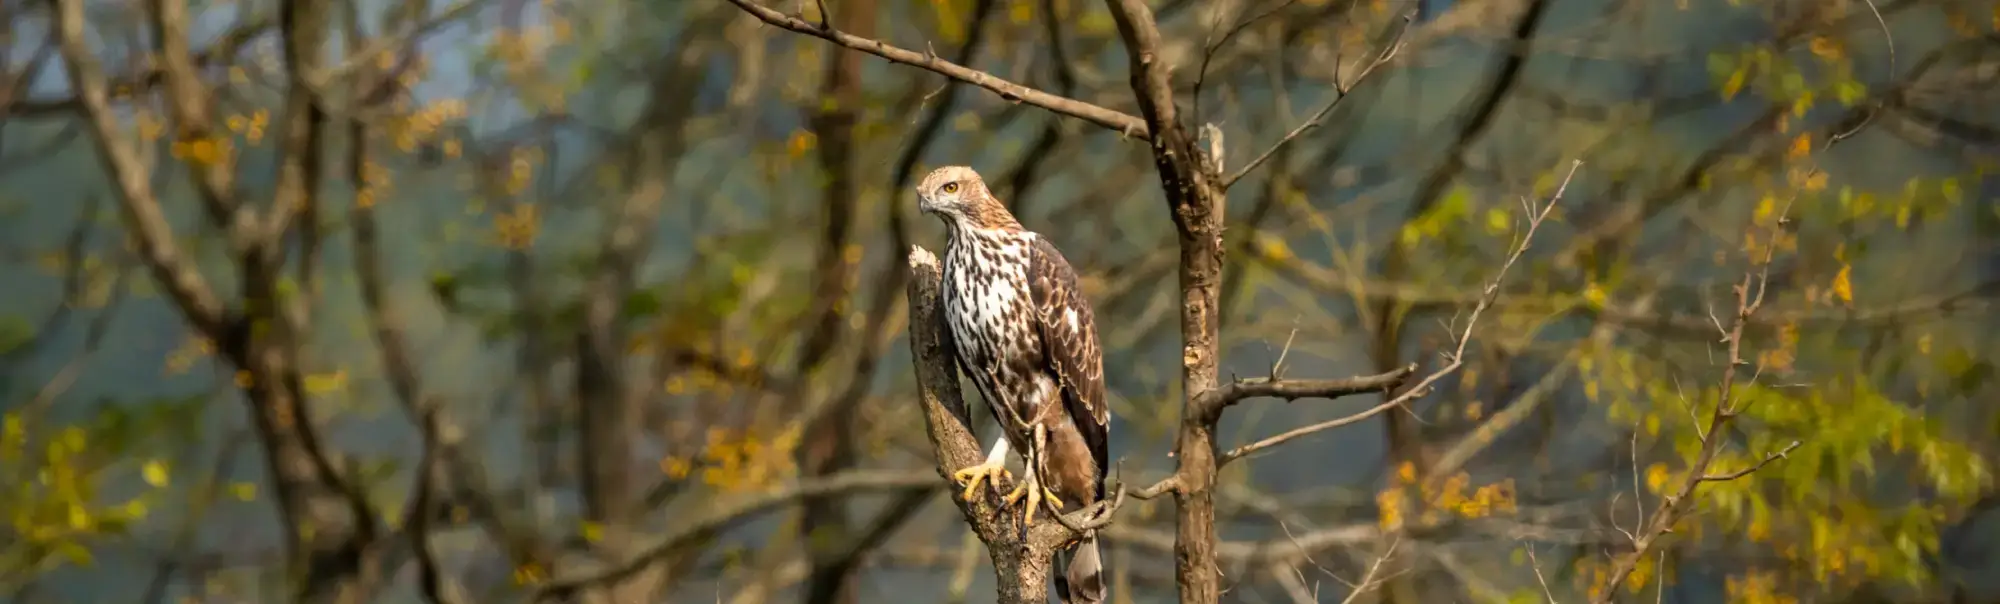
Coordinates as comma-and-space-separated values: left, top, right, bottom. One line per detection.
1222, 9, 1413, 189
722, 0, 1149, 139
146, 0, 246, 229
533, 470, 945, 601
1698, 441, 1802, 483
1337, 537, 1400, 604
13, 15, 275, 117
1222, 160, 1582, 467
1195, 367, 1415, 422
51, 0, 230, 336
1589, 193, 1805, 604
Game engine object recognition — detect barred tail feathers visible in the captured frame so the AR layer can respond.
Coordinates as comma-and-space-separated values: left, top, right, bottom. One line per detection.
1055, 536, 1106, 604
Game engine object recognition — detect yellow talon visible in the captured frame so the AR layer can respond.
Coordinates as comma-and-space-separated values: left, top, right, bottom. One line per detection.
1003, 481, 1029, 505
1004, 482, 1066, 526
952, 463, 1010, 502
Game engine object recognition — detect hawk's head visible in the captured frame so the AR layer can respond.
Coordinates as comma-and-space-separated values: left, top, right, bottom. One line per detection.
917, 165, 1018, 230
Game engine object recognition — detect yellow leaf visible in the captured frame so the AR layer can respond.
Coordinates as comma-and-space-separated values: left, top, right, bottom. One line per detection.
786, 129, 817, 158
1583, 282, 1608, 308
1918, 333, 1933, 355
1720, 68, 1747, 100
1645, 463, 1671, 493
1376, 488, 1404, 530
142, 460, 170, 487
952, 111, 981, 132
54, 542, 94, 566
1802, 171, 1828, 192
1397, 224, 1422, 248
513, 562, 547, 585
1009, 1, 1032, 23
1788, 134, 1812, 160
1831, 263, 1853, 305
932, 0, 966, 43
68, 503, 93, 530
1484, 207, 1510, 235
229, 482, 258, 501
304, 370, 348, 395
1260, 236, 1292, 260
580, 521, 604, 543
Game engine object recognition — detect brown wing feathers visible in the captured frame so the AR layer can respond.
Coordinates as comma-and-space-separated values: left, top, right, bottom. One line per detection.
1028, 236, 1110, 499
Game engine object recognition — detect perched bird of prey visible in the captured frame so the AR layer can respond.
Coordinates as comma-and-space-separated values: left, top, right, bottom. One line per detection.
918, 165, 1110, 604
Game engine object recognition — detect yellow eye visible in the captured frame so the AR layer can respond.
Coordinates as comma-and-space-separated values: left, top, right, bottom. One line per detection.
941, 182, 960, 194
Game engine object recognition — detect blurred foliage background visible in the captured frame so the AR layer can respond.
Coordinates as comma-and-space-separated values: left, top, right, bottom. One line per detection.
1, 0, 1997, 602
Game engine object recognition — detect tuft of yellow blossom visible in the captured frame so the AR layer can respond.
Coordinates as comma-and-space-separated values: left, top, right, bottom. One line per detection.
163, 336, 214, 376
391, 98, 466, 153
658, 423, 806, 495
1377, 465, 1517, 532
492, 203, 540, 250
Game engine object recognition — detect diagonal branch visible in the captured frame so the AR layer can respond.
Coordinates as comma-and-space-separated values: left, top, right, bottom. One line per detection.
52, 0, 230, 336
1222, 9, 1414, 190
1698, 441, 1802, 483
14, 15, 275, 117
1588, 177, 1807, 604
532, 470, 944, 601
1219, 160, 1582, 467
721, 0, 1149, 139
146, 0, 245, 229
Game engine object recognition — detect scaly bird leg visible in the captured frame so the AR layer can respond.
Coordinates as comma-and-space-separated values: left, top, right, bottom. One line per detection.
1003, 424, 1065, 526
951, 436, 1013, 502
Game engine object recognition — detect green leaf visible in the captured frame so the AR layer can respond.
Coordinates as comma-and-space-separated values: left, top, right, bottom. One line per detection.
0, 315, 32, 354
1833, 80, 1867, 106
53, 542, 94, 566
623, 289, 664, 319
141, 460, 169, 487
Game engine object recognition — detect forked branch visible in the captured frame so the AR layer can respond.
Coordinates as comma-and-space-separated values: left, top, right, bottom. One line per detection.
1219, 160, 1583, 467
1588, 186, 1807, 604
722, 0, 1149, 139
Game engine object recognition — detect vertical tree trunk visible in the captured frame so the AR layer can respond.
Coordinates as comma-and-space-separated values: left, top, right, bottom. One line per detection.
573, 26, 705, 599
1100, 1, 1231, 601
800, 3, 877, 604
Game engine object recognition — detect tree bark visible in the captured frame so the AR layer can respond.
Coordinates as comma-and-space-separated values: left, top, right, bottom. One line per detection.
903, 248, 1112, 604
1099, 1, 1231, 601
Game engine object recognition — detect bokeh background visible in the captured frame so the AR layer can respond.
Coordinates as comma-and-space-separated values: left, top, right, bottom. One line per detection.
3, 0, 1997, 602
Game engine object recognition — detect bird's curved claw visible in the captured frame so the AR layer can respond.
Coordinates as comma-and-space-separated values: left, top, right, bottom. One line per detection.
952, 462, 1012, 502
1003, 482, 1065, 526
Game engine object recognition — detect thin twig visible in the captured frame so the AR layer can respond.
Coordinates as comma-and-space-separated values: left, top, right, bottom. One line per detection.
1220, 160, 1583, 465
1588, 179, 1806, 604
1338, 537, 1401, 604
1223, 9, 1414, 189
722, 0, 1149, 138
534, 471, 942, 600
1698, 440, 1802, 482
1525, 543, 1557, 603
